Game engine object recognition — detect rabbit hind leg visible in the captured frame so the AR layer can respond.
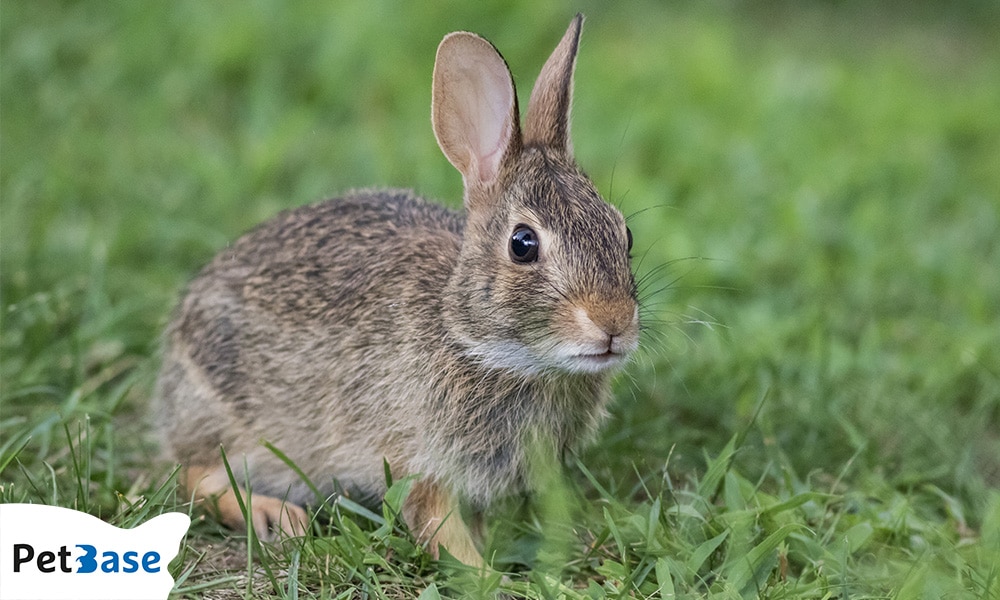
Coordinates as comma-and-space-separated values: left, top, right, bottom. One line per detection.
183, 464, 309, 541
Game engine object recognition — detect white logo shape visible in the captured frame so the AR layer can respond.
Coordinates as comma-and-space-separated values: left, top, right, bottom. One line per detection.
0, 504, 189, 600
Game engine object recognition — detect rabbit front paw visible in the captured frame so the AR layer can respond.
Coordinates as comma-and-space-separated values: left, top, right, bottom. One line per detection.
184, 464, 309, 541
404, 478, 483, 567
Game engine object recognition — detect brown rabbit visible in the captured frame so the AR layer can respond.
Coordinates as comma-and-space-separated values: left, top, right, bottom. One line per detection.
154, 14, 639, 566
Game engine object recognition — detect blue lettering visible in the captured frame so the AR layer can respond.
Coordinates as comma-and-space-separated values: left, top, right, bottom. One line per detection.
142, 551, 160, 573
122, 551, 138, 573
76, 544, 97, 573
101, 551, 119, 573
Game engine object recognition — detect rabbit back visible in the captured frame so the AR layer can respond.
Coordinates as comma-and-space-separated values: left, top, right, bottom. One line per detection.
155, 190, 466, 504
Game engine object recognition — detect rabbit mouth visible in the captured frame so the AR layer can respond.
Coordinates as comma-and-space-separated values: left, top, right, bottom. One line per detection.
565, 350, 629, 373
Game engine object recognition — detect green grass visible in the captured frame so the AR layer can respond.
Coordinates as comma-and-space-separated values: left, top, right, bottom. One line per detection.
3, 1, 999, 598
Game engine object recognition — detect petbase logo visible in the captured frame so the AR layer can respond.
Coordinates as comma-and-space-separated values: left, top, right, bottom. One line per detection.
0, 504, 189, 600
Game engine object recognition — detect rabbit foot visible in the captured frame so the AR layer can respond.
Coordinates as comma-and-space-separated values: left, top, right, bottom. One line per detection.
184, 464, 309, 541
243, 494, 309, 541
404, 478, 483, 567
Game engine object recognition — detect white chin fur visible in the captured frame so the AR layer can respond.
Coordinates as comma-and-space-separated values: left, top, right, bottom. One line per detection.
555, 351, 630, 374
463, 340, 543, 376
464, 340, 630, 376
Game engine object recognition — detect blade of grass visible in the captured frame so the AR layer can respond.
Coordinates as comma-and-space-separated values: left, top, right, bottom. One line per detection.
725, 523, 804, 594
219, 445, 280, 596
263, 439, 324, 505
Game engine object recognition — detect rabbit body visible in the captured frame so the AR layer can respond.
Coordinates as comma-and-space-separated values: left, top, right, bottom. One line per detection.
155, 15, 639, 565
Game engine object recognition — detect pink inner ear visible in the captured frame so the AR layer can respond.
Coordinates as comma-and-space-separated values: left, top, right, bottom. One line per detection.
475, 114, 513, 184
465, 63, 514, 184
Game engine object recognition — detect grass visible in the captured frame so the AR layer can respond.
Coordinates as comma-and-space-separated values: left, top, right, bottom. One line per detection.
2, 0, 999, 597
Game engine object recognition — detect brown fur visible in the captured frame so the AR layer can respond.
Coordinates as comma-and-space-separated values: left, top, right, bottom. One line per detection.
154, 14, 638, 566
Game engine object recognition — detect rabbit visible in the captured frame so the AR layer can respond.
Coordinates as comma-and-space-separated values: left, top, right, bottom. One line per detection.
154, 13, 639, 567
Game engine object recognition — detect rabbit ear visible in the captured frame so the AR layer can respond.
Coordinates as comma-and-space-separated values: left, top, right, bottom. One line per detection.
432, 32, 522, 187
523, 14, 583, 154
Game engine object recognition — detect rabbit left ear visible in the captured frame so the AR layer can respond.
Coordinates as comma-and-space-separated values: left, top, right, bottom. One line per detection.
432, 31, 522, 187
523, 14, 583, 155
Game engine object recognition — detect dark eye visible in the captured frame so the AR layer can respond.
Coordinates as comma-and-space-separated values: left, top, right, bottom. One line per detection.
626, 226, 633, 252
509, 225, 539, 263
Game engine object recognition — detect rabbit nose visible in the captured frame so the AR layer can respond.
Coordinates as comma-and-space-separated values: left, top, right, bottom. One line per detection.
585, 299, 638, 339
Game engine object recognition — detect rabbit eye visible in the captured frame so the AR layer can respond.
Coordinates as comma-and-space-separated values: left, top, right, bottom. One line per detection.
509, 225, 539, 263
626, 227, 633, 252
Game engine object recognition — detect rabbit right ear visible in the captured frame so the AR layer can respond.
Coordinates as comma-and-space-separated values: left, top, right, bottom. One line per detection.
432, 32, 522, 189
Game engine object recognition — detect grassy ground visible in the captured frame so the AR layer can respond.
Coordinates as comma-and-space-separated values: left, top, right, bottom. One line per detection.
2, 1, 999, 598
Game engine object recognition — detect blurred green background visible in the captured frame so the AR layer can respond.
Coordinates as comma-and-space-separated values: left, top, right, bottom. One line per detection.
2, 0, 999, 594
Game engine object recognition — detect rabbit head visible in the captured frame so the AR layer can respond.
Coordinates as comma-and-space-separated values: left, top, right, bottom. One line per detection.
433, 15, 639, 377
